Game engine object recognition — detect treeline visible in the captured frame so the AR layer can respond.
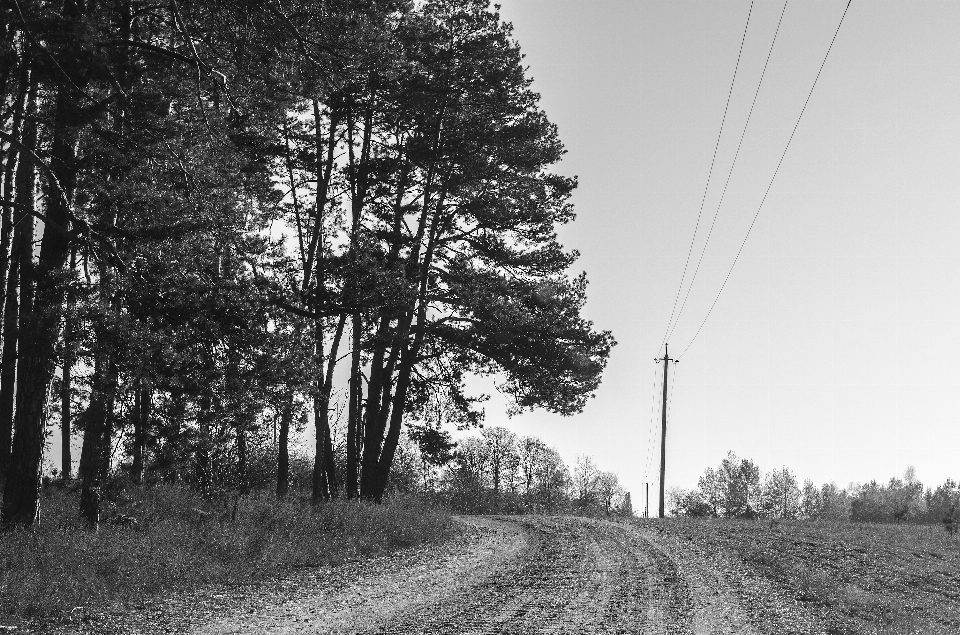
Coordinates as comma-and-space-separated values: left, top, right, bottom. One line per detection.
0, 0, 614, 529
388, 425, 632, 516
671, 452, 960, 524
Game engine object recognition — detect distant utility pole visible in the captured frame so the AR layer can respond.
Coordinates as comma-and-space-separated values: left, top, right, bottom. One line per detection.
656, 344, 677, 518
644, 482, 649, 518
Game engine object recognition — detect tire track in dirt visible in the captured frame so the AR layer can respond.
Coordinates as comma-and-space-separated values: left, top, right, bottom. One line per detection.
631, 522, 757, 635
356, 516, 693, 634
193, 516, 712, 634
192, 516, 526, 635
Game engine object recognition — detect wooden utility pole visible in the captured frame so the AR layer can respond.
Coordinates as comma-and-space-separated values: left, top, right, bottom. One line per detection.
656, 344, 677, 518
644, 482, 649, 518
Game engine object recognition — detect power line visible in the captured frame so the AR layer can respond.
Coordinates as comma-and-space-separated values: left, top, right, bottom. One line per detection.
667, 1, 789, 346
679, 0, 854, 360
659, 1, 755, 357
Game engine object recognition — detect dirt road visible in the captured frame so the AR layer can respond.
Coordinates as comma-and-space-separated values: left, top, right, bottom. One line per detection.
193, 515, 754, 635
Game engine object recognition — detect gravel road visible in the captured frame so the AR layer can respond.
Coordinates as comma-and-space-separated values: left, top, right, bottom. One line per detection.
191, 515, 753, 635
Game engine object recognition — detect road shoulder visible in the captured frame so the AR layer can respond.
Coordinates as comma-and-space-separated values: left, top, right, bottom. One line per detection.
193, 516, 528, 635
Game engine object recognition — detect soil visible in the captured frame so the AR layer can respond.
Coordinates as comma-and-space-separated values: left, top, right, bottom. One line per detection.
39, 516, 954, 634
39, 515, 730, 634
185, 515, 718, 635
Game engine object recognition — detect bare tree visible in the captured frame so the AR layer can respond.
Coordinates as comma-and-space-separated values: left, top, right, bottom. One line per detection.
595, 471, 623, 515
481, 427, 518, 510
573, 455, 599, 506
454, 436, 489, 512
518, 436, 547, 497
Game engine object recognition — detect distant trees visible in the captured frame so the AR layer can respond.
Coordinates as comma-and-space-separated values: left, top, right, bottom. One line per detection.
926, 479, 960, 523
849, 474, 925, 523
759, 467, 801, 520
0, 0, 613, 527
672, 451, 761, 519
673, 458, 959, 526
595, 471, 626, 515
799, 479, 822, 519
572, 455, 598, 507
414, 426, 629, 516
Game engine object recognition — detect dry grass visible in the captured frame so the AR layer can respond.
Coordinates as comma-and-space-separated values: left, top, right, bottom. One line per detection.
0, 483, 452, 623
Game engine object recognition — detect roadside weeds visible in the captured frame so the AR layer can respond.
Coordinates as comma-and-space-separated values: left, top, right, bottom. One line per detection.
0, 485, 452, 631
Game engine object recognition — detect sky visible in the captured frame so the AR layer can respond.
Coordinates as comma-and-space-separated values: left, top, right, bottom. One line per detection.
480, 0, 960, 510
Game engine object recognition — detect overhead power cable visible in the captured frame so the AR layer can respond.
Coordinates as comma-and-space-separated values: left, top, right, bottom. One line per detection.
679, 0, 854, 360
658, 1, 754, 357
666, 1, 789, 346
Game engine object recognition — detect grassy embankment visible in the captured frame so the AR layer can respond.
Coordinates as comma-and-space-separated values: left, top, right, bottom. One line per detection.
645, 518, 960, 635
0, 484, 453, 624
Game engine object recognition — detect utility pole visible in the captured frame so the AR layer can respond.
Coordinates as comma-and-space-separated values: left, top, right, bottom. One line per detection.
655, 344, 677, 518
644, 482, 649, 518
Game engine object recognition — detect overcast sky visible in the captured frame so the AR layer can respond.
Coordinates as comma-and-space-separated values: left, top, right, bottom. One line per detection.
483, 0, 960, 509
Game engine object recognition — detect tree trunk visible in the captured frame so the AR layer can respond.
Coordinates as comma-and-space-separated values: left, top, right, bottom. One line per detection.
131, 376, 150, 483
358, 123, 447, 501
4, 2, 85, 523
78, 249, 119, 527
343, 102, 372, 500
0, 74, 45, 526
235, 419, 248, 495
60, 333, 72, 480
367, 201, 445, 502
196, 391, 212, 493
276, 392, 292, 498
60, 246, 76, 480
370, 344, 415, 501
311, 392, 327, 502
306, 102, 340, 504
0, 62, 28, 332
345, 313, 361, 498
162, 389, 186, 483
131, 380, 143, 483
358, 314, 400, 499
322, 317, 345, 494
78, 347, 118, 530
0, 64, 32, 481
0, 243, 19, 478
312, 314, 344, 503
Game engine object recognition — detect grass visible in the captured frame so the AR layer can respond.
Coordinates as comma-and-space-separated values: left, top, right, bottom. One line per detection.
0, 482, 453, 623
644, 518, 960, 635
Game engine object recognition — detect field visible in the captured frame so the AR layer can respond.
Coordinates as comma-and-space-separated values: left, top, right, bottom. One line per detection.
640, 517, 960, 634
